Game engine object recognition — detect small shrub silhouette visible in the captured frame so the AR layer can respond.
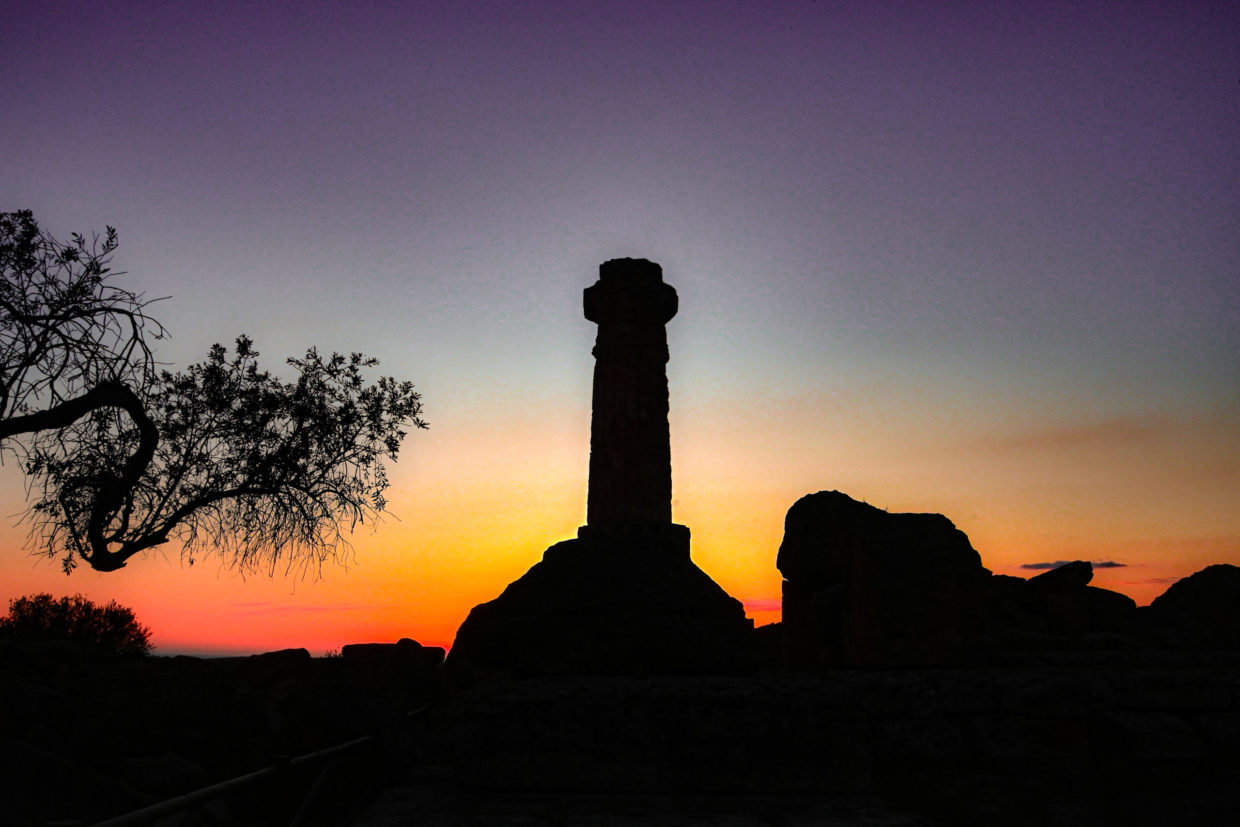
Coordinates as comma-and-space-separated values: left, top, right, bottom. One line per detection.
0, 593, 151, 656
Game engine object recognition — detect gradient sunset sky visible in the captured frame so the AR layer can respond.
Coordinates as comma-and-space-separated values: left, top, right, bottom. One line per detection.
2, 0, 1237, 655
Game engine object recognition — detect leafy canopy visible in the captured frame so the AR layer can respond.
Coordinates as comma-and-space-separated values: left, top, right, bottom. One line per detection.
1, 208, 164, 426
0, 593, 152, 657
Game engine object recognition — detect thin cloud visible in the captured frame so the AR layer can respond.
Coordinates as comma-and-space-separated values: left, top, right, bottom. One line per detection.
979, 417, 1176, 454
1020, 560, 1127, 570
230, 602, 396, 615
742, 598, 783, 613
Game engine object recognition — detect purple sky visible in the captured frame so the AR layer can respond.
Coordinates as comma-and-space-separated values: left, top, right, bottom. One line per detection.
6, 1, 1235, 396
2, 1, 1238, 645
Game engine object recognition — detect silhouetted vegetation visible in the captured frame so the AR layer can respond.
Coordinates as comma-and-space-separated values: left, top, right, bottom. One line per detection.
2, 210, 427, 574
0, 593, 151, 656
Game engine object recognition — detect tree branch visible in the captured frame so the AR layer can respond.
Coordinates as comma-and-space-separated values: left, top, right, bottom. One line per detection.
0, 381, 159, 572
0, 381, 153, 443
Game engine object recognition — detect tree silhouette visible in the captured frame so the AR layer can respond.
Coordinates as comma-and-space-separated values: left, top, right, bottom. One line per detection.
0, 593, 152, 656
2, 211, 426, 574
1, 210, 164, 438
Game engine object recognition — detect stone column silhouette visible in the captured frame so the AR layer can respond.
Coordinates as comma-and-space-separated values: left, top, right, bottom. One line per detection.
445, 256, 752, 676
580, 258, 683, 537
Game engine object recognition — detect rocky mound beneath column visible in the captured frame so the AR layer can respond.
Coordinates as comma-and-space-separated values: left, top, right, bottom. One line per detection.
446, 527, 754, 677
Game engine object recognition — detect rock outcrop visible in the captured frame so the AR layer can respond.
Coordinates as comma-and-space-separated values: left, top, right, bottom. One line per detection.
1142, 563, 1240, 648
985, 561, 1138, 646
342, 637, 445, 678
777, 490, 990, 666
1027, 559, 1094, 591
775, 491, 1149, 666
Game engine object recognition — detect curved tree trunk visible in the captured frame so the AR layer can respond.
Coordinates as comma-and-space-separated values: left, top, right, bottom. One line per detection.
1, 381, 159, 570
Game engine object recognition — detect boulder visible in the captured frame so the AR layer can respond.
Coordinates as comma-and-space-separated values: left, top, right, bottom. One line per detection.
228, 647, 313, 686
983, 574, 1049, 637
446, 527, 753, 677
1027, 560, 1093, 592
751, 622, 785, 668
1144, 564, 1240, 648
341, 638, 444, 676
776, 491, 990, 666
982, 563, 1136, 645
1081, 585, 1137, 635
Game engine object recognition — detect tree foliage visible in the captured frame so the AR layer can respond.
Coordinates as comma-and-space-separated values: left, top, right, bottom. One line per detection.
0, 593, 152, 656
2, 210, 427, 575
1, 209, 164, 434
26, 337, 426, 574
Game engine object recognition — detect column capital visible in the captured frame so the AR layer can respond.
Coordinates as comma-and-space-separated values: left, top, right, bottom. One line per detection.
584, 258, 678, 326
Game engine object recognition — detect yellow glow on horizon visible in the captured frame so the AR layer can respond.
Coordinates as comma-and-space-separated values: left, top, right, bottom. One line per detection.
1, 380, 1235, 654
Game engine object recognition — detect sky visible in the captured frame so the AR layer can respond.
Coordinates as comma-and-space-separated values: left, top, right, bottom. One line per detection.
2, 0, 1237, 655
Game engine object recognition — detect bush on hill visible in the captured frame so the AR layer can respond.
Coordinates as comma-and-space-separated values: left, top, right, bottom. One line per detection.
0, 593, 151, 656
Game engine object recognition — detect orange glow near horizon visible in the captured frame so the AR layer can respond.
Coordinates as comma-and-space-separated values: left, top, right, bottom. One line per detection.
3, 0, 1238, 664
1, 382, 1236, 656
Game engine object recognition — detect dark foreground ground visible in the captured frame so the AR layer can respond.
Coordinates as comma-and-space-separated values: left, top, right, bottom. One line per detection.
357, 662, 1240, 827
354, 784, 927, 826
6, 641, 1237, 827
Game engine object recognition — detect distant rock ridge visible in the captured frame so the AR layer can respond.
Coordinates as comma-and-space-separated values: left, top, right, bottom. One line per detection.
445, 491, 1239, 677
771, 490, 1181, 667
